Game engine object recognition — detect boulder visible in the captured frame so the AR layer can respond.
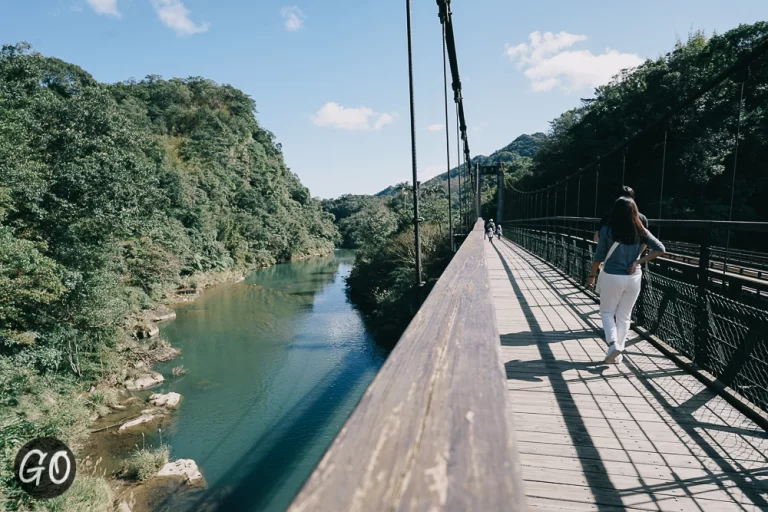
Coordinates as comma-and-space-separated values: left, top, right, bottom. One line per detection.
149, 392, 181, 409
125, 372, 164, 391
152, 307, 176, 322
136, 323, 160, 339
156, 459, 204, 486
118, 410, 164, 432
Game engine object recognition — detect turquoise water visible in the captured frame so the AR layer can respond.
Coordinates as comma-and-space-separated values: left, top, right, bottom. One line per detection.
150, 250, 388, 511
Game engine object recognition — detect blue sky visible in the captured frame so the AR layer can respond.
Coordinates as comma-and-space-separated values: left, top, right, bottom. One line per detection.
2, 1, 765, 198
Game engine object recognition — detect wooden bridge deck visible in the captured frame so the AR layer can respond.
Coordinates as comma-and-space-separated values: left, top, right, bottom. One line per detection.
486, 239, 768, 511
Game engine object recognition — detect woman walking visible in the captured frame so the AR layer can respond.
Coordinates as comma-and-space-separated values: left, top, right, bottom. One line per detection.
587, 197, 665, 364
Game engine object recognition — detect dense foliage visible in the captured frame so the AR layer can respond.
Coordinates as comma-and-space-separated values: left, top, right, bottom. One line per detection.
321, 195, 396, 248
333, 184, 456, 342
0, 42, 336, 508
509, 24, 768, 231
346, 224, 453, 343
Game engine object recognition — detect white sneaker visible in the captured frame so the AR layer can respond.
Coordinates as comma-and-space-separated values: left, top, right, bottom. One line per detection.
604, 343, 622, 364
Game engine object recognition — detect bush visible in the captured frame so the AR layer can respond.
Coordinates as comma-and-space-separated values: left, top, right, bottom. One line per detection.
89, 387, 120, 408
125, 445, 170, 482
46, 476, 113, 512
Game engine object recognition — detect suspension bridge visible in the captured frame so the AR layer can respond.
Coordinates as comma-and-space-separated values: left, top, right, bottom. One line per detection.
288, 2, 768, 510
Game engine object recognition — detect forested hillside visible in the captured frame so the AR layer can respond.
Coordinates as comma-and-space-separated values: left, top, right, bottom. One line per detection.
0, 42, 336, 506
510, 24, 768, 225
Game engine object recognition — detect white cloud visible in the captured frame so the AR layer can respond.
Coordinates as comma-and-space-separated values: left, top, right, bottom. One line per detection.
312, 102, 396, 131
427, 124, 444, 132
374, 113, 394, 130
281, 6, 305, 31
86, 0, 120, 17
505, 31, 643, 93
151, 0, 209, 36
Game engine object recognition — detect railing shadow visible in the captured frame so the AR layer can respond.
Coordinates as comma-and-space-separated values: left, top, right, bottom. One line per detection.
490, 241, 625, 510
493, 239, 768, 509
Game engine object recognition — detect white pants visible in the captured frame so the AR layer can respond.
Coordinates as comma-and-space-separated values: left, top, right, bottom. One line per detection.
599, 271, 642, 354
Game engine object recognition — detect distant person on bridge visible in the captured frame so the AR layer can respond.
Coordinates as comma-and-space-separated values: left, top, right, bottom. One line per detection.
587, 197, 665, 364
485, 219, 496, 242
496, 224, 503, 240
594, 186, 649, 244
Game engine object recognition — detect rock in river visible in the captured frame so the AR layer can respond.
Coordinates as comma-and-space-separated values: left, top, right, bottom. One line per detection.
156, 459, 205, 486
149, 392, 181, 408
125, 371, 164, 391
118, 409, 165, 432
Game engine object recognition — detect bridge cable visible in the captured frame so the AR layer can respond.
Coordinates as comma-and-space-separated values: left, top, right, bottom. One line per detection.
437, 0, 473, 222
441, 20, 454, 251
657, 125, 669, 238
456, 103, 463, 233
405, 0, 423, 287
724, 74, 748, 277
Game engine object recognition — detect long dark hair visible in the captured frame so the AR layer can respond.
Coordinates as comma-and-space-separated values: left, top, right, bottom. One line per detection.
610, 197, 645, 244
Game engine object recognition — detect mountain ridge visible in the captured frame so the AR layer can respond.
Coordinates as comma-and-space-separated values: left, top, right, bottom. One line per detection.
376, 132, 547, 197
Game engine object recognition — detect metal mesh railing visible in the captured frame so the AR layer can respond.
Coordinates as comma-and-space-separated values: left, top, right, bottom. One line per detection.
507, 224, 768, 415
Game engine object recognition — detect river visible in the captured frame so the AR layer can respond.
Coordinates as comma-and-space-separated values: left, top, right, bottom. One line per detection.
146, 250, 388, 511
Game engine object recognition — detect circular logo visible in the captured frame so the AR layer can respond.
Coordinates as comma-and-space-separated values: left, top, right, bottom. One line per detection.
14, 437, 76, 499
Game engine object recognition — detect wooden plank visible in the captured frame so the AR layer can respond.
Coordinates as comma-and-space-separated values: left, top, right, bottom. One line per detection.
516, 440, 766, 472
524, 481, 763, 512
528, 496, 641, 512
514, 430, 767, 461
288, 220, 524, 512
522, 466, 763, 506
519, 452, 768, 488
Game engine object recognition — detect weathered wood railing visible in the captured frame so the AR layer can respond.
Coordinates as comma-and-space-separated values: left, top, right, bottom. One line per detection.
288, 219, 524, 511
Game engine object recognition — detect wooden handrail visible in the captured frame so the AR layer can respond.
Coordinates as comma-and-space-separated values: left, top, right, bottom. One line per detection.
288, 219, 525, 511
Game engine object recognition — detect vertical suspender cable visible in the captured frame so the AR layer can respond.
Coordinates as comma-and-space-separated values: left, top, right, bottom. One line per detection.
594, 162, 600, 217
456, 104, 462, 234
594, 162, 600, 235
564, 182, 568, 232
441, 22, 454, 251
658, 127, 668, 238
577, 175, 582, 218
622, 149, 627, 186
724, 78, 747, 277
405, 0, 422, 287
